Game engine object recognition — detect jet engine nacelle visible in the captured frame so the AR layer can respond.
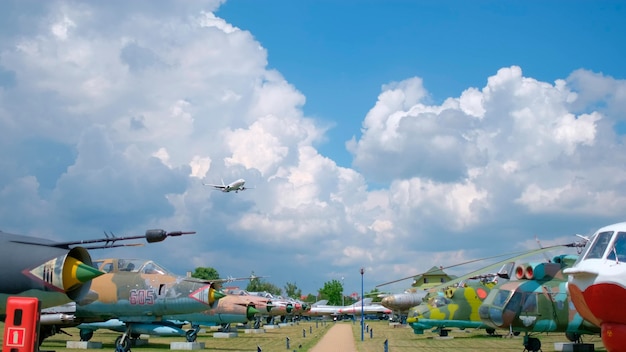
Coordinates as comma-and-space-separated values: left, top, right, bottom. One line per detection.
514, 262, 563, 281
515, 263, 544, 280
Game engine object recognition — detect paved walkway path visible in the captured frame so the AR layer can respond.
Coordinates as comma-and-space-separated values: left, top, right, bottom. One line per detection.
309, 323, 357, 352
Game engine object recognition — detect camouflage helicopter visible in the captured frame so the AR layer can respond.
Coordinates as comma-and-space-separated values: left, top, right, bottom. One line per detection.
401, 243, 584, 336
478, 254, 600, 350
40, 258, 228, 351
406, 276, 500, 335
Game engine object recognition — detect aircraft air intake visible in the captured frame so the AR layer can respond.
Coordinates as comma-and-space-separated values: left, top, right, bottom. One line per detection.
515, 265, 526, 280
189, 285, 226, 306
29, 246, 103, 302
246, 305, 260, 320
514, 263, 547, 280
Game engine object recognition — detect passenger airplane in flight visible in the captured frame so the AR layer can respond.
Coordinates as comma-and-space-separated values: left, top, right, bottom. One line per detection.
202, 179, 249, 193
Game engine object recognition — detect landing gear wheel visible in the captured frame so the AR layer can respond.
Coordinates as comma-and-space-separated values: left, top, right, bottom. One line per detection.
486, 328, 496, 335
115, 335, 131, 352
186, 329, 198, 342
79, 329, 94, 341
254, 318, 261, 329
565, 332, 582, 343
522, 336, 541, 352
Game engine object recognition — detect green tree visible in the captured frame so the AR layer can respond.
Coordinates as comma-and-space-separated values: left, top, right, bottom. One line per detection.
303, 293, 317, 303
191, 267, 220, 280
246, 272, 282, 296
366, 288, 383, 302
319, 279, 343, 305
284, 282, 302, 299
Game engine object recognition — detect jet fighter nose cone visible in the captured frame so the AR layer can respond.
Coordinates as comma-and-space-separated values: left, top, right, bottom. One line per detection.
191, 286, 226, 305
63, 257, 105, 290
246, 306, 260, 320
212, 289, 226, 303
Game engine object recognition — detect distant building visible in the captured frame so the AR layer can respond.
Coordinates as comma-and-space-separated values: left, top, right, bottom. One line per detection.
411, 266, 454, 288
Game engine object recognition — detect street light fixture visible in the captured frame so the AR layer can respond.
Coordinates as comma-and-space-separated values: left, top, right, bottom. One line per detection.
360, 267, 364, 341
341, 276, 345, 306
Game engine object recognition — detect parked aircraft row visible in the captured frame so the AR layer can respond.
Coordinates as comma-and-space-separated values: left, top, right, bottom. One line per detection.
3, 222, 626, 352
304, 298, 391, 319
38, 258, 275, 350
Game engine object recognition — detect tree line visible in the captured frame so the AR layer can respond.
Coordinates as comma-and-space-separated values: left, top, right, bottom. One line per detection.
190, 267, 383, 305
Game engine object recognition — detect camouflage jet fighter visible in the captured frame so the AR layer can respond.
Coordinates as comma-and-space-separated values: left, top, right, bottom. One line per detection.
0, 228, 193, 316
478, 254, 600, 350
74, 292, 261, 343
39, 258, 226, 351
223, 289, 275, 327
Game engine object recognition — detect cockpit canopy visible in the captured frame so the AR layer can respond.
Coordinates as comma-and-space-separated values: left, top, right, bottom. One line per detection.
93, 258, 171, 275
578, 230, 626, 263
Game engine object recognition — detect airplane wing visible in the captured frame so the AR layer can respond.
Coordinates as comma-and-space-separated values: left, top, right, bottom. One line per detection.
183, 275, 269, 289
202, 182, 226, 189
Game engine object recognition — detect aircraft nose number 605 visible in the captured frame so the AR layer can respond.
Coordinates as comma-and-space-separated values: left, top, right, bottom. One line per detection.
129, 289, 156, 305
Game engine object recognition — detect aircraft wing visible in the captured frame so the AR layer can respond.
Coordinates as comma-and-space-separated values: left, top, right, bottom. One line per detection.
183, 275, 269, 288
202, 182, 226, 189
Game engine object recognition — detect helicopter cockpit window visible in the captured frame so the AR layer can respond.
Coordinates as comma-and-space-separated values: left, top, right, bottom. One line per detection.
504, 291, 522, 313
606, 232, 626, 262
521, 292, 538, 313
584, 231, 613, 259
492, 289, 511, 308
429, 296, 450, 308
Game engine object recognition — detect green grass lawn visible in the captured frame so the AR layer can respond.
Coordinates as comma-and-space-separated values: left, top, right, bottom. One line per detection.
2, 320, 608, 352
351, 321, 606, 352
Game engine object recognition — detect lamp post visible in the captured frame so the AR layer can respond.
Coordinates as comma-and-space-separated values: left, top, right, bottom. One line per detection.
341, 276, 345, 306
360, 267, 364, 341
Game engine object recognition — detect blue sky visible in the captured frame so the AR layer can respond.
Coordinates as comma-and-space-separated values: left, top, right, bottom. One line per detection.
217, 1, 626, 167
0, 0, 625, 298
